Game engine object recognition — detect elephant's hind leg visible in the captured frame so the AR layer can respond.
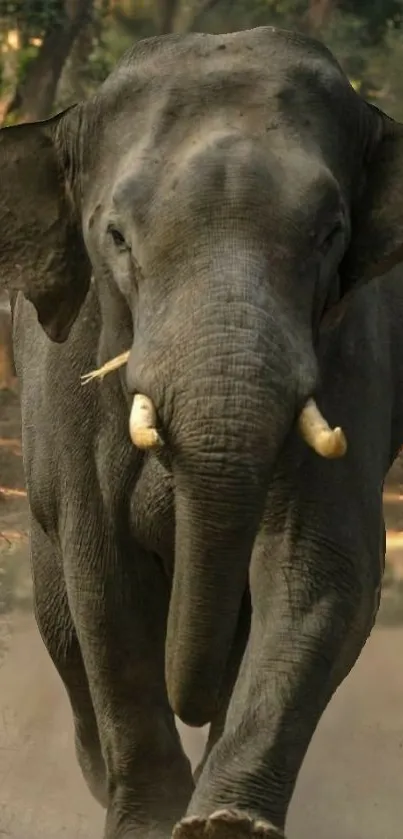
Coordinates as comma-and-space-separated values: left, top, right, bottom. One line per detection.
30, 516, 107, 807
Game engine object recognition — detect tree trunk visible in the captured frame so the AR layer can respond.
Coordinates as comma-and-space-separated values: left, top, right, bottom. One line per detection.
301, 0, 338, 36
4, 0, 93, 123
154, 0, 180, 34
57, 17, 94, 106
0, 295, 16, 393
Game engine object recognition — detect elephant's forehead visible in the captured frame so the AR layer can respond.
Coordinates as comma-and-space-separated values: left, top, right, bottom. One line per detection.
111, 129, 337, 219
98, 26, 346, 112
90, 27, 356, 159
83, 28, 365, 217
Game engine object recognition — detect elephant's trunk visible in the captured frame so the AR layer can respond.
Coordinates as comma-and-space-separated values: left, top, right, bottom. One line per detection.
168, 463, 267, 727
160, 296, 317, 726
125, 253, 346, 728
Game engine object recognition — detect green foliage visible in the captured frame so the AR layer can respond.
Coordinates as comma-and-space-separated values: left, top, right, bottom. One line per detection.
0, 0, 64, 33
16, 43, 39, 83
340, 0, 403, 44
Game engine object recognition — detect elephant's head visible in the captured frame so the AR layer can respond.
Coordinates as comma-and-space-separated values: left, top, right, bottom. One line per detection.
1, 28, 403, 726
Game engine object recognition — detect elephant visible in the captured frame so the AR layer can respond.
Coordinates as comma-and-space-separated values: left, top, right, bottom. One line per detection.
1, 23, 403, 839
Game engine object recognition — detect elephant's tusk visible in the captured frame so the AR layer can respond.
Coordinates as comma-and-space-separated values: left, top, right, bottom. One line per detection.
298, 398, 347, 459
129, 394, 163, 450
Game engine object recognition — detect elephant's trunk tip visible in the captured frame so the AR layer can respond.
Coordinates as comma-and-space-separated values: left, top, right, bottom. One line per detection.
298, 398, 347, 459
129, 394, 163, 450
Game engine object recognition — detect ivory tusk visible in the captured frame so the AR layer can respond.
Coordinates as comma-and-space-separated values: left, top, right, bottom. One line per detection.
298, 398, 347, 459
129, 393, 162, 450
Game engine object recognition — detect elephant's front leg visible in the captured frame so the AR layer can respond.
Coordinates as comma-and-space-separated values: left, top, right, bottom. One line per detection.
176, 526, 380, 839
63, 526, 194, 839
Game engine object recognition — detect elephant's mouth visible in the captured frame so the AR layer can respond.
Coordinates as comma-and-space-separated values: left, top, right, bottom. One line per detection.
81, 351, 348, 459
128, 392, 347, 460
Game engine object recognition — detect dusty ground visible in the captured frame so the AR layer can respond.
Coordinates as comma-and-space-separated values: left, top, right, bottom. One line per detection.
1, 389, 403, 839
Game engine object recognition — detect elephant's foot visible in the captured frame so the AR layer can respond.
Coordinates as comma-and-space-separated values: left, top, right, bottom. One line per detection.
173, 809, 285, 839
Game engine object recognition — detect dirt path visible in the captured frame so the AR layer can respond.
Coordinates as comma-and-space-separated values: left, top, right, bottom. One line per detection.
0, 610, 103, 839
288, 625, 403, 839
0, 610, 206, 839
1, 608, 403, 839
1, 389, 403, 839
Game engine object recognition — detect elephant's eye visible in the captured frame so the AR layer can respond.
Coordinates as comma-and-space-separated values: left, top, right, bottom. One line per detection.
108, 225, 129, 250
318, 221, 344, 254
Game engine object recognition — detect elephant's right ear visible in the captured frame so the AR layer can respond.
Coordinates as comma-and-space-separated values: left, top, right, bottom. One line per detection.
341, 110, 403, 290
0, 107, 91, 342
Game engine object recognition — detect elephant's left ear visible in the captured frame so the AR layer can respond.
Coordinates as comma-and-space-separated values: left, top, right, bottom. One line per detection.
342, 111, 403, 288
0, 106, 91, 343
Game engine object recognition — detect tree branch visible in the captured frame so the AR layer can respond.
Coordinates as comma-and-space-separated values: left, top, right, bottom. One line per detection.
155, 0, 181, 34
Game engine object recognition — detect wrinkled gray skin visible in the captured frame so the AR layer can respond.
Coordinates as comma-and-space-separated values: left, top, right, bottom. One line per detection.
2, 25, 403, 839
